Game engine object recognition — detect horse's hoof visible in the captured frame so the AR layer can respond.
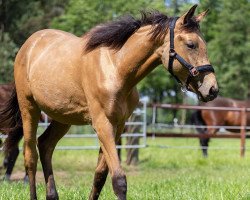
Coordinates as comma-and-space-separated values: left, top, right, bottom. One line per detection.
46, 194, 59, 200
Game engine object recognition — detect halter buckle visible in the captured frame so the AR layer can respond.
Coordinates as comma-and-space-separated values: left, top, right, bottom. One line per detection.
189, 67, 199, 77
169, 48, 176, 57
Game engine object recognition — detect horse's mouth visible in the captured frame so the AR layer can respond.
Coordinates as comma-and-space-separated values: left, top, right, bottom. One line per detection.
187, 84, 216, 102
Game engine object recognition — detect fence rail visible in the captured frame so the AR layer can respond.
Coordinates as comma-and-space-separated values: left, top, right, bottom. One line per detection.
0, 99, 148, 151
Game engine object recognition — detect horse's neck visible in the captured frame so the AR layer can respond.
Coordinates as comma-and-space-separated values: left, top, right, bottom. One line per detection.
114, 26, 164, 91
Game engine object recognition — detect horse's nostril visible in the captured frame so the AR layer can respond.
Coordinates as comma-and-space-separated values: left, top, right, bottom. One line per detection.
209, 86, 219, 97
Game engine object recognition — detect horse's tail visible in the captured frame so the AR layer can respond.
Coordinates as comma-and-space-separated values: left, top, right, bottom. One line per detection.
190, 110, 207, 134
0, 85, 23, 155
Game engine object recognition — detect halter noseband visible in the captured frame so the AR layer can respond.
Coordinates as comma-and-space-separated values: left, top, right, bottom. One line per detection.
168, 17, 215, 90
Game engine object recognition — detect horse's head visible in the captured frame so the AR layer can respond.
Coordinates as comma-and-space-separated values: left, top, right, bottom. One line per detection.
161, 5, 218, 102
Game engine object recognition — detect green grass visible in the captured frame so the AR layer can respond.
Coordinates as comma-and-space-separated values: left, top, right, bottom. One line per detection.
1, 137, 250, 200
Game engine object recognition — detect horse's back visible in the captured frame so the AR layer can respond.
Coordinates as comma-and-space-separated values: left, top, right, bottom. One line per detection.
201, 97, 244, 129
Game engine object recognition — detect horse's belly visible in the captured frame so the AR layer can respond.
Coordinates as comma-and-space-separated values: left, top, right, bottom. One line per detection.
31, 84, 91, 125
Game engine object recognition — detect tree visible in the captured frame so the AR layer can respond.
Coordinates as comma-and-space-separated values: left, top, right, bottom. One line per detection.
0, 0, 69, 83
51, 0, 166, 36
0, 32, 18, 83
207, 0, 250, 99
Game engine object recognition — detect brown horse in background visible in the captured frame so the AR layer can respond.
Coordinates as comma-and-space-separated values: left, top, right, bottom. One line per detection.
0, 83, 24, 181
191, 96, 250, 157
1, 5, 218, 200
0, 83, 49, 181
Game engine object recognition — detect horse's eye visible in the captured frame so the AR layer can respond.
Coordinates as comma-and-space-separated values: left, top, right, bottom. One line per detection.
186, 42, 196, 49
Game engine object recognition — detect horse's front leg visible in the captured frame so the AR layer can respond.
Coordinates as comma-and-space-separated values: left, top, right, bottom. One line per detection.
89, 125, 124, 200
93, 117, 126, 200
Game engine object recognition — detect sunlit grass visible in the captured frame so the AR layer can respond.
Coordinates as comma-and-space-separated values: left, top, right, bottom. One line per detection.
1, 137, 250, 199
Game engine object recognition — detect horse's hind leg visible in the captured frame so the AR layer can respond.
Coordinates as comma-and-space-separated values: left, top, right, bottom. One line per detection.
20, 99, 41, 200
38, 120, 70, 200
89, 148, 109, 200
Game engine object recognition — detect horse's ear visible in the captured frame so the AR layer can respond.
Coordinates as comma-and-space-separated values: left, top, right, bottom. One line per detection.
179, 4, 198, 25
195, 9, 209, 23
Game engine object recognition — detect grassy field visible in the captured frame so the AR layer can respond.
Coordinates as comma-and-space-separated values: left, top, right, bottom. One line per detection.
1, 137, 250, 200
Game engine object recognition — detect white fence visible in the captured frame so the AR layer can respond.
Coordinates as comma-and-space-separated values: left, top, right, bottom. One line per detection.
0, 99, 147, 151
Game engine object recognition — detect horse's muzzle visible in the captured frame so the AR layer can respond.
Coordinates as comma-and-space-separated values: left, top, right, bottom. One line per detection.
199, 86, 219, 102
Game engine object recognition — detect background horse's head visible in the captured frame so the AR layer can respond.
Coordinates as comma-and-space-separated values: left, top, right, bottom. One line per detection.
161, 5, 218, 102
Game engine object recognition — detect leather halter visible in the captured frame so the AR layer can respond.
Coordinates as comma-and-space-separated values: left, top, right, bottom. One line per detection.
168, 17, 215, 90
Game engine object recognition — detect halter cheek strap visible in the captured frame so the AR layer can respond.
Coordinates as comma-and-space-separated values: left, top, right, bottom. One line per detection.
168, 17, 215, 89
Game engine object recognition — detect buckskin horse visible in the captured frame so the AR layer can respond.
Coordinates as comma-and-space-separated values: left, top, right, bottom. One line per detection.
0, 5, 218, 200
191, 96, 250, 157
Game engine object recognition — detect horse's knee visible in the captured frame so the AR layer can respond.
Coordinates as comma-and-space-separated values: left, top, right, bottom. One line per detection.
112, 171, 127, 199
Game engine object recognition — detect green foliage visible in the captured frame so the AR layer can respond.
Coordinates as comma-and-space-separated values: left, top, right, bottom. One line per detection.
50, 0, 167, 36
0, 33, 18, 83
0, 0, 69, 83
138, 66, 174, 102
207, 0, 250, 99
0, 0, 249, 101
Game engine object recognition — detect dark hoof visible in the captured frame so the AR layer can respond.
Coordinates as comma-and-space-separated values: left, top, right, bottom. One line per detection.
112, 174, 127, 200
46, 194, 59, 200
46, 189, 59, 200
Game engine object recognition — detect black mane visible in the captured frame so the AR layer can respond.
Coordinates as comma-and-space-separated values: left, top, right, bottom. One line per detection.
85, 11, 199, 52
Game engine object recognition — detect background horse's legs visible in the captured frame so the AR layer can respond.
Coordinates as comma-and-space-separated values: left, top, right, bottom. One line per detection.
20, 100, 40, 200
38, 120, 70, 200
199, 128, 217, 157
3, 144, 19, 181
2, 127, 24, 181
94, 121, 126, 200
199, 138, 210, 157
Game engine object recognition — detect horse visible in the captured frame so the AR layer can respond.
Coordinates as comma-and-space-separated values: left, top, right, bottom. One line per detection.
0, 5, 218, 200
0, 83, 25, 181
191, 96, 250, 157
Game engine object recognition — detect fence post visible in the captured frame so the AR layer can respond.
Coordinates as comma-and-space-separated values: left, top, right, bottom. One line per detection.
240, 108, 247, 157
126, 114, 141, 165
